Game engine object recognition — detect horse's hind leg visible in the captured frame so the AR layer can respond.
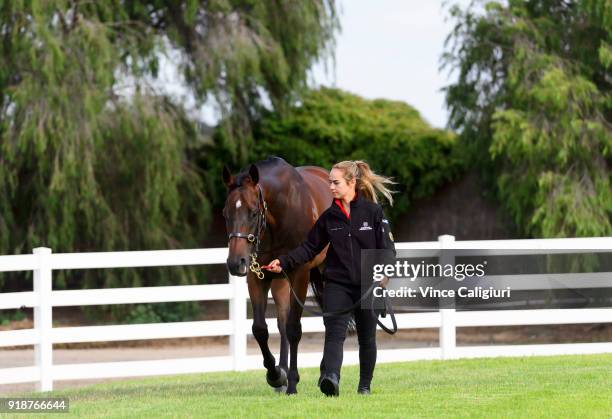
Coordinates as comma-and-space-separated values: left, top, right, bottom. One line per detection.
248, 275, 285, 388
286, 267, 309, 395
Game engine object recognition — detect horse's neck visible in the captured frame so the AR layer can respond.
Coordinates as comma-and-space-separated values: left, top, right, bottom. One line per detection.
260, 178, 310, 251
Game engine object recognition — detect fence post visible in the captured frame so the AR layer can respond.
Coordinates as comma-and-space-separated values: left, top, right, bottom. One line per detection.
229, 273, 248, 371
438, 235, 456, 360
33, 247, 53, 391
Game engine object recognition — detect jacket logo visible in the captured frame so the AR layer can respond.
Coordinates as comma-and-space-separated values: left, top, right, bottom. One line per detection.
359, 221, 372, 231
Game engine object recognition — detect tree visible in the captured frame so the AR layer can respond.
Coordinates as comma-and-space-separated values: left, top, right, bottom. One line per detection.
0, 0, 338, 307
443, 0, 611, 237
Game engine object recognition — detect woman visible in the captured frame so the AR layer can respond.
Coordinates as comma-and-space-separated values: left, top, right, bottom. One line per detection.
265, 160, 396, 397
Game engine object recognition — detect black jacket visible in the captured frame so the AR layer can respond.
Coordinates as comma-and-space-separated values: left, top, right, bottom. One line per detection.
278, 192, 396, 287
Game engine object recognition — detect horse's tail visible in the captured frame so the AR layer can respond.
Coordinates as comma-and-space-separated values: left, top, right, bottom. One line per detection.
309, 267, 357, 336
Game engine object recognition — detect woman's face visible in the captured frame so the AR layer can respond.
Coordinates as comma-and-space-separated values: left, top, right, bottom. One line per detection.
329, 168, 356, 200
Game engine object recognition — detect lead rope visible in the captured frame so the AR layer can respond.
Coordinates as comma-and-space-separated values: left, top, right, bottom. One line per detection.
249, 250, 265, 280
273, 268, 397, 335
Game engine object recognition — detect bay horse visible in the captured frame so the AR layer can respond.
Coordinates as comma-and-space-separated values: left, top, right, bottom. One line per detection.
222, 156, 331, 394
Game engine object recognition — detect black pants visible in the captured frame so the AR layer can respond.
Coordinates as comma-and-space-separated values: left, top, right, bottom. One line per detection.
321, 281, 377, 386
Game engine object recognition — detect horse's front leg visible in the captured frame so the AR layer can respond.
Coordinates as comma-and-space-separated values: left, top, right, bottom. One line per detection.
247, 274, 286, 389
271, 277, 290, 377
286, 267, 310, 395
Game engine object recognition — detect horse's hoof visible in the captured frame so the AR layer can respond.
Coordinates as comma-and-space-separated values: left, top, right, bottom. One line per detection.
266, 366, 287, 388
274, 385, 287, 393
285, 388, 297, 395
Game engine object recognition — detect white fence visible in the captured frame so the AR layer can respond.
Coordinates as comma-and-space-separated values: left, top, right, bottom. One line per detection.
1, 235, 611, 392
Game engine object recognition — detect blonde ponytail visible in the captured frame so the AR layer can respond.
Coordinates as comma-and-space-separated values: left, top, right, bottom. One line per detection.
332, 160, 397, 206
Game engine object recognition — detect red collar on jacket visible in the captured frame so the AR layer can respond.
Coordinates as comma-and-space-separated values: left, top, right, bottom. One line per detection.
334, 190, 358, 220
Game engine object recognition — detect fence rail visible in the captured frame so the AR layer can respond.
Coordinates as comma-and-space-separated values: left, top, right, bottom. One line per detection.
1, 235, 611, 391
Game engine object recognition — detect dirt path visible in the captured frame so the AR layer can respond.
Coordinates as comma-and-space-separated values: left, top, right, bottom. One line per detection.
0, 331, 436, 395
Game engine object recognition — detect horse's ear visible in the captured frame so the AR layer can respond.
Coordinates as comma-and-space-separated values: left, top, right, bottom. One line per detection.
249, 164, 259, 185
222, 165, 234, 187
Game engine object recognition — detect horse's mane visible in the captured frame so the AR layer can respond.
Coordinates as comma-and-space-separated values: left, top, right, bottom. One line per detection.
231, 156, 297, 189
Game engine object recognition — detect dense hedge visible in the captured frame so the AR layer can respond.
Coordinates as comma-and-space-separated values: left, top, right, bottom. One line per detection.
247, 88, 465, 218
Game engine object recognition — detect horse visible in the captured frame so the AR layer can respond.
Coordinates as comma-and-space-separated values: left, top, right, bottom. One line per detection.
222, 156, 332, 394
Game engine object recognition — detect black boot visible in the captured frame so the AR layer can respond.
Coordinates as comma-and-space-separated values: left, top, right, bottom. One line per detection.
357, 380, 371, 395
319, 373, 340, 397
357, 385, 371, 395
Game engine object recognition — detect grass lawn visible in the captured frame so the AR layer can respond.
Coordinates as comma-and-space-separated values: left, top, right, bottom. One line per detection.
5, 354, 612, 418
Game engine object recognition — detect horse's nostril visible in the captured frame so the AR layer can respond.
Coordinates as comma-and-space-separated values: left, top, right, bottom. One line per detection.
240, 257, 247, 266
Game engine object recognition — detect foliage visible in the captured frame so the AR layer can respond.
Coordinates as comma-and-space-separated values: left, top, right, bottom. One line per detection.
0, 1, 338, 307
232, 88, 465, 219
0, 309, 27, 326
121, 302, 201, 325
443, 0, 611, 237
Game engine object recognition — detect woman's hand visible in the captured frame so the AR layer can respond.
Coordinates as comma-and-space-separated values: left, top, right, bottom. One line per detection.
263, 259, 282, 273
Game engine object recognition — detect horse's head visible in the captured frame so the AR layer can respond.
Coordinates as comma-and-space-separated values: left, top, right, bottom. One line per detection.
222, 164, 267, 276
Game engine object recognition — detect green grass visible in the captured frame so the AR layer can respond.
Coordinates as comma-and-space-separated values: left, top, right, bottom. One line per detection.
5, 354, 612, 418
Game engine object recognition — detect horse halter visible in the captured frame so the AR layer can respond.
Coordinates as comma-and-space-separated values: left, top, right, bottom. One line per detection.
227, 184, 268, 279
